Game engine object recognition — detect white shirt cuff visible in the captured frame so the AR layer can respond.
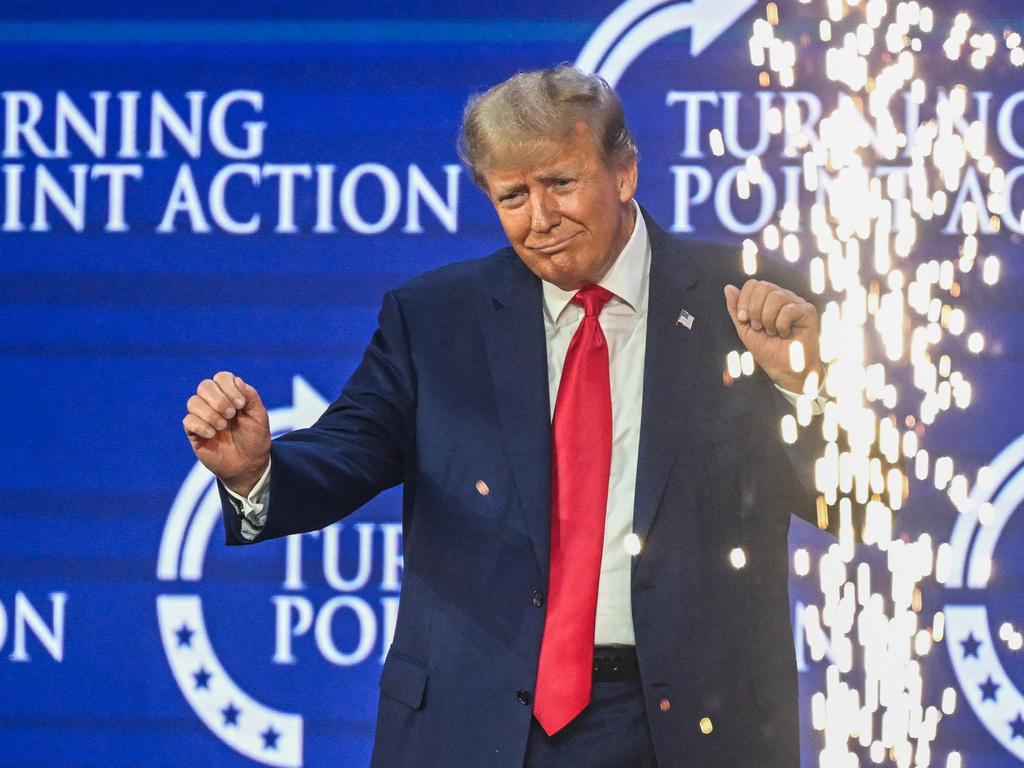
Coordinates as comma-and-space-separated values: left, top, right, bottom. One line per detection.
224, 460, 271, 540
774, 382, 828, 416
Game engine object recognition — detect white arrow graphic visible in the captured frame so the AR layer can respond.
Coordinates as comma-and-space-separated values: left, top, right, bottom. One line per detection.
576, 0, 757, 87
290, 374, 332, 432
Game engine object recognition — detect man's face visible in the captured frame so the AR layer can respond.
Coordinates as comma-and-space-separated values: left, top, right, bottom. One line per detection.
482, 123, 638, 291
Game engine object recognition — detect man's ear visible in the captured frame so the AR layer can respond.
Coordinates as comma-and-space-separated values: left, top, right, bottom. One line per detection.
616, 157, 638, 203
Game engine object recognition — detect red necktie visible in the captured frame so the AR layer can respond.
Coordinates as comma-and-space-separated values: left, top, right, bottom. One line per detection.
533, 284, 614, 736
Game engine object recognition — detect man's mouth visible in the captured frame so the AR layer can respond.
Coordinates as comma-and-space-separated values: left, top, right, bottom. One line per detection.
529, 233, 580, 254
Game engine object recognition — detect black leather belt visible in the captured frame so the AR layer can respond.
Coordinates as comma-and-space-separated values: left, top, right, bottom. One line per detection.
592, 645, 639, 682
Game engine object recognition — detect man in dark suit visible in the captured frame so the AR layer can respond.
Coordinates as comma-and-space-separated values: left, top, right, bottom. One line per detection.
183, 66, 825, 767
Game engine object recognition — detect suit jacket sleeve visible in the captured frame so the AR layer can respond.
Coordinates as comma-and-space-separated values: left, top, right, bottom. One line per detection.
220, 289, 416, 544
751, 255, 882, 539
739, 255, 832, 532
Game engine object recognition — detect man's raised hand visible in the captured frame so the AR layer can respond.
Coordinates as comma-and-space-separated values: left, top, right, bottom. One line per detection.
723, 279, 822, 393
183, 371, 271, 496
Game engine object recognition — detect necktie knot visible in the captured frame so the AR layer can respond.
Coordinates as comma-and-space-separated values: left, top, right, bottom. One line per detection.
572, 284, 614, 318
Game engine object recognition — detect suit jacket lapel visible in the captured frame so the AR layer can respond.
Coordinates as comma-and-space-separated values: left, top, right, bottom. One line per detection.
474, 215, 706, 573
477, 250, 552, 576
633, 212, 704, 541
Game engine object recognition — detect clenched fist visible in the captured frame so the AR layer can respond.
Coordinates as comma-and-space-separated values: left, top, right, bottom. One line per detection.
183, 371, 271, 496
724, 279, 822, 393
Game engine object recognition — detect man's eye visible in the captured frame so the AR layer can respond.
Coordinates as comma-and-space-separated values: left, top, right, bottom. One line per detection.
554, 178, 575, 188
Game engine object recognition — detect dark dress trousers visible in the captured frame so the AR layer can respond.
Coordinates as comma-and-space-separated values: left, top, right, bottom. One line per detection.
220, 209, 824, 767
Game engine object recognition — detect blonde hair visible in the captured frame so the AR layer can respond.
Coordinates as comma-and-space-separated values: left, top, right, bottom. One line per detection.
457, 65, 637, 187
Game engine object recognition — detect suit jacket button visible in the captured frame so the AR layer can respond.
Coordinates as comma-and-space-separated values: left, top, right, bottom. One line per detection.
516, 689, 531, 706
532, 590, 544, 607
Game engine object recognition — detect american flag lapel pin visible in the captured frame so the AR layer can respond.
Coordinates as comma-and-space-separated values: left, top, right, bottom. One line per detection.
676, 308, 695, 330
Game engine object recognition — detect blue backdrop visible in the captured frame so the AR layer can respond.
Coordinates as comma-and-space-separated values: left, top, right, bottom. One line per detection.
2, 2, 1023, 766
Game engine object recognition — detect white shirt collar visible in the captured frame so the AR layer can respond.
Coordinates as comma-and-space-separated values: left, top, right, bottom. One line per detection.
541, 199, 649, 325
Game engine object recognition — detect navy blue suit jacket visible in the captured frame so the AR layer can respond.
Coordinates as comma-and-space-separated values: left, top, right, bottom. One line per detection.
221, 209, 823, 767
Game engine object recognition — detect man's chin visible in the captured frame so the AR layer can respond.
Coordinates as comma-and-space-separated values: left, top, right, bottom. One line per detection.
544, 270, 590, 292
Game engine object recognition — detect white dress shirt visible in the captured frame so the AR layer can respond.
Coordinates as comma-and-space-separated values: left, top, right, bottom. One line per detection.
226, 199, 822, 646
541, 200, 649, 645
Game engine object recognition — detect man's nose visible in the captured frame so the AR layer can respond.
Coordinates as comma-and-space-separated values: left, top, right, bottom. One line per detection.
529, 193, 559, 232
